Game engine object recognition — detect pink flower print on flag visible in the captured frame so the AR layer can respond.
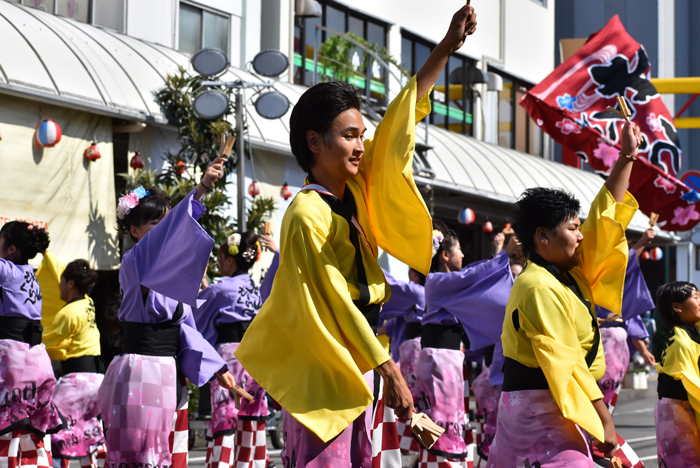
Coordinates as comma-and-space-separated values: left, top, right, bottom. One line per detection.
593, 140, 619, 169
646, 113, 663, 133
555, 118, 581, 135
672, 205, 700, 226
536, 119, 543, 126
654, 175, 677, 195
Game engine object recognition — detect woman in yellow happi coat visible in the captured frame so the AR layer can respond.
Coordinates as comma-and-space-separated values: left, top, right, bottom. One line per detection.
487, 121, 642, 468
235, 5, 477, 467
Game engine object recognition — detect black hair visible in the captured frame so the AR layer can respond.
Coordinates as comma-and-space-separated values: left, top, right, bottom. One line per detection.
219, 231, 259, 273
0, 221, 50, 264
116, 187, 171, 243
657, 281, 698, 329
513, 187, 581, 256
62, 259, 99, 296
430, 220, 460, 273
289, 81, 362, 173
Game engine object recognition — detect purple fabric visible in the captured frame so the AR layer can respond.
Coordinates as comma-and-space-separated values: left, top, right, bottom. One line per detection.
414, 347, 469, 457
0, 261, 42, 320
655, 398, 700, 466
597, 328, 630, 405
597, 249, 654, 322
379, 270, 425, 323
51, 372, 105, 459
399, 337, 421, 398
260, 251, 279, 302
382, 317, 406, 362
195, 274, 262, 347
423, 251, 513, 351
209, 342, 268, 439
487, 390, 594, 467
281, 372, 373, 468
472, 364, 501, 458
625, 315, 650, 358
0, 340, 57, 436
489, 341, 505, 388
116, 189, 225, 386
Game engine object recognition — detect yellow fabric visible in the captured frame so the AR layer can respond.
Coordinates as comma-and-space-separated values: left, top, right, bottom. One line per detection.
656, 325, 700, 430
377, 334, 391, 354
43, 295, 101, 361
502, 185, 637, 442
236, 76, 433, 442
36, 251, 66, 333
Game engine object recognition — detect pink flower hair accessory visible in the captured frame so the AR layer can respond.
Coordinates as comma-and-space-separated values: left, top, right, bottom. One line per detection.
117, 186, 150, 219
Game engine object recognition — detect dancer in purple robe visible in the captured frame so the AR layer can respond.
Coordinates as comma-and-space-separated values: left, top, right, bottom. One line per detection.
195, 232, 268, 468
99, 159, 235, 468
415, 223, 516, 468
0, 221, 57, 468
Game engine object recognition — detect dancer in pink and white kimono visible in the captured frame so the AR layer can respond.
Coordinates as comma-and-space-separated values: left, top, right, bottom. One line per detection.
0, 221, 59, 468
99, 159, 236, 468
417, 224, 517, 468
194, 232, 268, 468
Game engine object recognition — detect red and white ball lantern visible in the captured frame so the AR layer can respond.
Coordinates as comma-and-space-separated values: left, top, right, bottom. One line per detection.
483, 221, 493, 233
458, 208, 475, 225
651, 247, 664, 261
248, 180, 261, 197
641, 251, 650, 260
83, 142, 101, 161
280, 182, 292, 200
130, 152, 145, 169
36, 119, 62, 147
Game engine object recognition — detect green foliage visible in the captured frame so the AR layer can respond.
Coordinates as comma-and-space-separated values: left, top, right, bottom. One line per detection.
319, 32, 409, 82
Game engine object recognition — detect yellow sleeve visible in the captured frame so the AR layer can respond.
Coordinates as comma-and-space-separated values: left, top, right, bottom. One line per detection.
576, 186, 638, 314
36, 251, 66, 331
43, 303, 78, 361
656, 329, 700, 429
358, 75, 433, 275
517, 286, 605, 442
236, 199, 390, 443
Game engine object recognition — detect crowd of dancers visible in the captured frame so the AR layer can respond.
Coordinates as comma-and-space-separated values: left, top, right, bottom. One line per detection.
1, 3, 700, 468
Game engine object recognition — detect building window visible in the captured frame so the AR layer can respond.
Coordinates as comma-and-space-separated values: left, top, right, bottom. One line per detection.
178, 2, 230, 56
293, 0, 388, 102
14, 0, 125, 32
401, 31, 475, 137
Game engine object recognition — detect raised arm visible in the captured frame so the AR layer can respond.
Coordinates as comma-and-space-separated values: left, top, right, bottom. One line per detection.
415, 3, 477, 101
605, 121, 642, 202
633, 228, 655, 258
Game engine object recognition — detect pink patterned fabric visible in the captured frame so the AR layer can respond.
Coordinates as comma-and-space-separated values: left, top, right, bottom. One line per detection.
471, 365, 500, 460
414, 348, 469, 458
0, 340, 58, 437
398, 337, 422, 455
486, 390, 595, 468
98, 354, 182, 468
598, 328, 630, 406
51, 373, 104, 460
655, 397, 700, 467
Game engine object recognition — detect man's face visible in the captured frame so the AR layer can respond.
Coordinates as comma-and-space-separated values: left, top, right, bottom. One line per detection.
544, 216, 583, 271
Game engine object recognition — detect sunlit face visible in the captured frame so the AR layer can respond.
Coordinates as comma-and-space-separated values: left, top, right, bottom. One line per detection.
537, 216, 583, 271
59, 275, 71, 302
130, 209, 170, 242
511, 263, 523, 279
310, 109, 366, 182
674, 289, 700, 325
441, 240, 464, 272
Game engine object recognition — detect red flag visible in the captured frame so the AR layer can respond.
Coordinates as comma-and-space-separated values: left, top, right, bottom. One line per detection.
521, 15, 699, 231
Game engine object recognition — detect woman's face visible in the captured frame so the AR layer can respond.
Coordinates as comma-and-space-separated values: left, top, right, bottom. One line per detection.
130, 209, 169, 242
674, 289, 700, 325
441, 240, 464, 272
310, 108, 366, 182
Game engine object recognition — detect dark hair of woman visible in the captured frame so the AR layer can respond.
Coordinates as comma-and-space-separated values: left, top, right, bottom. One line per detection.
513, 187, 581, 256
62, 259, 99, 296
0, 221, 50, 264
289, 81, 362, 173
656, 281, 698, 330
430, 220, 459, 273
218, 231, 259, 272
116, 187, 171, 243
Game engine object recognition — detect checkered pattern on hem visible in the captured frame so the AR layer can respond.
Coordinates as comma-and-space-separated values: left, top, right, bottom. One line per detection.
206, 433, 235, 468
0, 429, 52, 468
371, 376, 401, 468
169, 404, 189, 468
233, 419, 267, 468
608, 382, 623, 415
418, 450, 472, 468
396, 417, 419, 454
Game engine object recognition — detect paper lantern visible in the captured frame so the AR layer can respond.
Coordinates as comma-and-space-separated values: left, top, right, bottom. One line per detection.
83, 142, 100, 161
130, 152, 144, 169
248, 180, 261, 197
175, 161, 186, 175
483, 221, 493, 233
36, 119, 62, 147
651, 247, 664, 261
641, 251, 650, 260
280, 182, 292, 200
458, 208, 475, 225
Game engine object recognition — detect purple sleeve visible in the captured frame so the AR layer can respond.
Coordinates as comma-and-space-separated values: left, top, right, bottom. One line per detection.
178, 309, 228, 386
625, 315, 649, 341
130, 189, 214, 308
380, 270, 425, 321
489, 341, 504, 388
193, 286, 219, 347
0, 259, 13, 283
620, 249, 655, 321
260, 251, 279, 302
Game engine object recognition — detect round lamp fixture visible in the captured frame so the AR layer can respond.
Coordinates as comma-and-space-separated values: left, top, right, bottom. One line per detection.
458, 208, 475, 225
483, 221, 493, 233
193, 89, 230, 120
36, 119, 62, 147
651, 247, 664, 261
252, 50, 289, 78
255, 91, 290, 119
191, 48, 229, 77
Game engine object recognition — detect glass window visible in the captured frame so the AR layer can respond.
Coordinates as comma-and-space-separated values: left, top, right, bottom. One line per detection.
94, 0, 124, 32
366, 22, 384, 49
515, 87, 528, 153
56, 0, 90, 22
401, 36, 413, 76
325, 6, 344, 37
178, 3, 202, 55
414, 42, 430, 74
348, 16, 363, 37
498, 78, 514, 148
203, 10, 228, 51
